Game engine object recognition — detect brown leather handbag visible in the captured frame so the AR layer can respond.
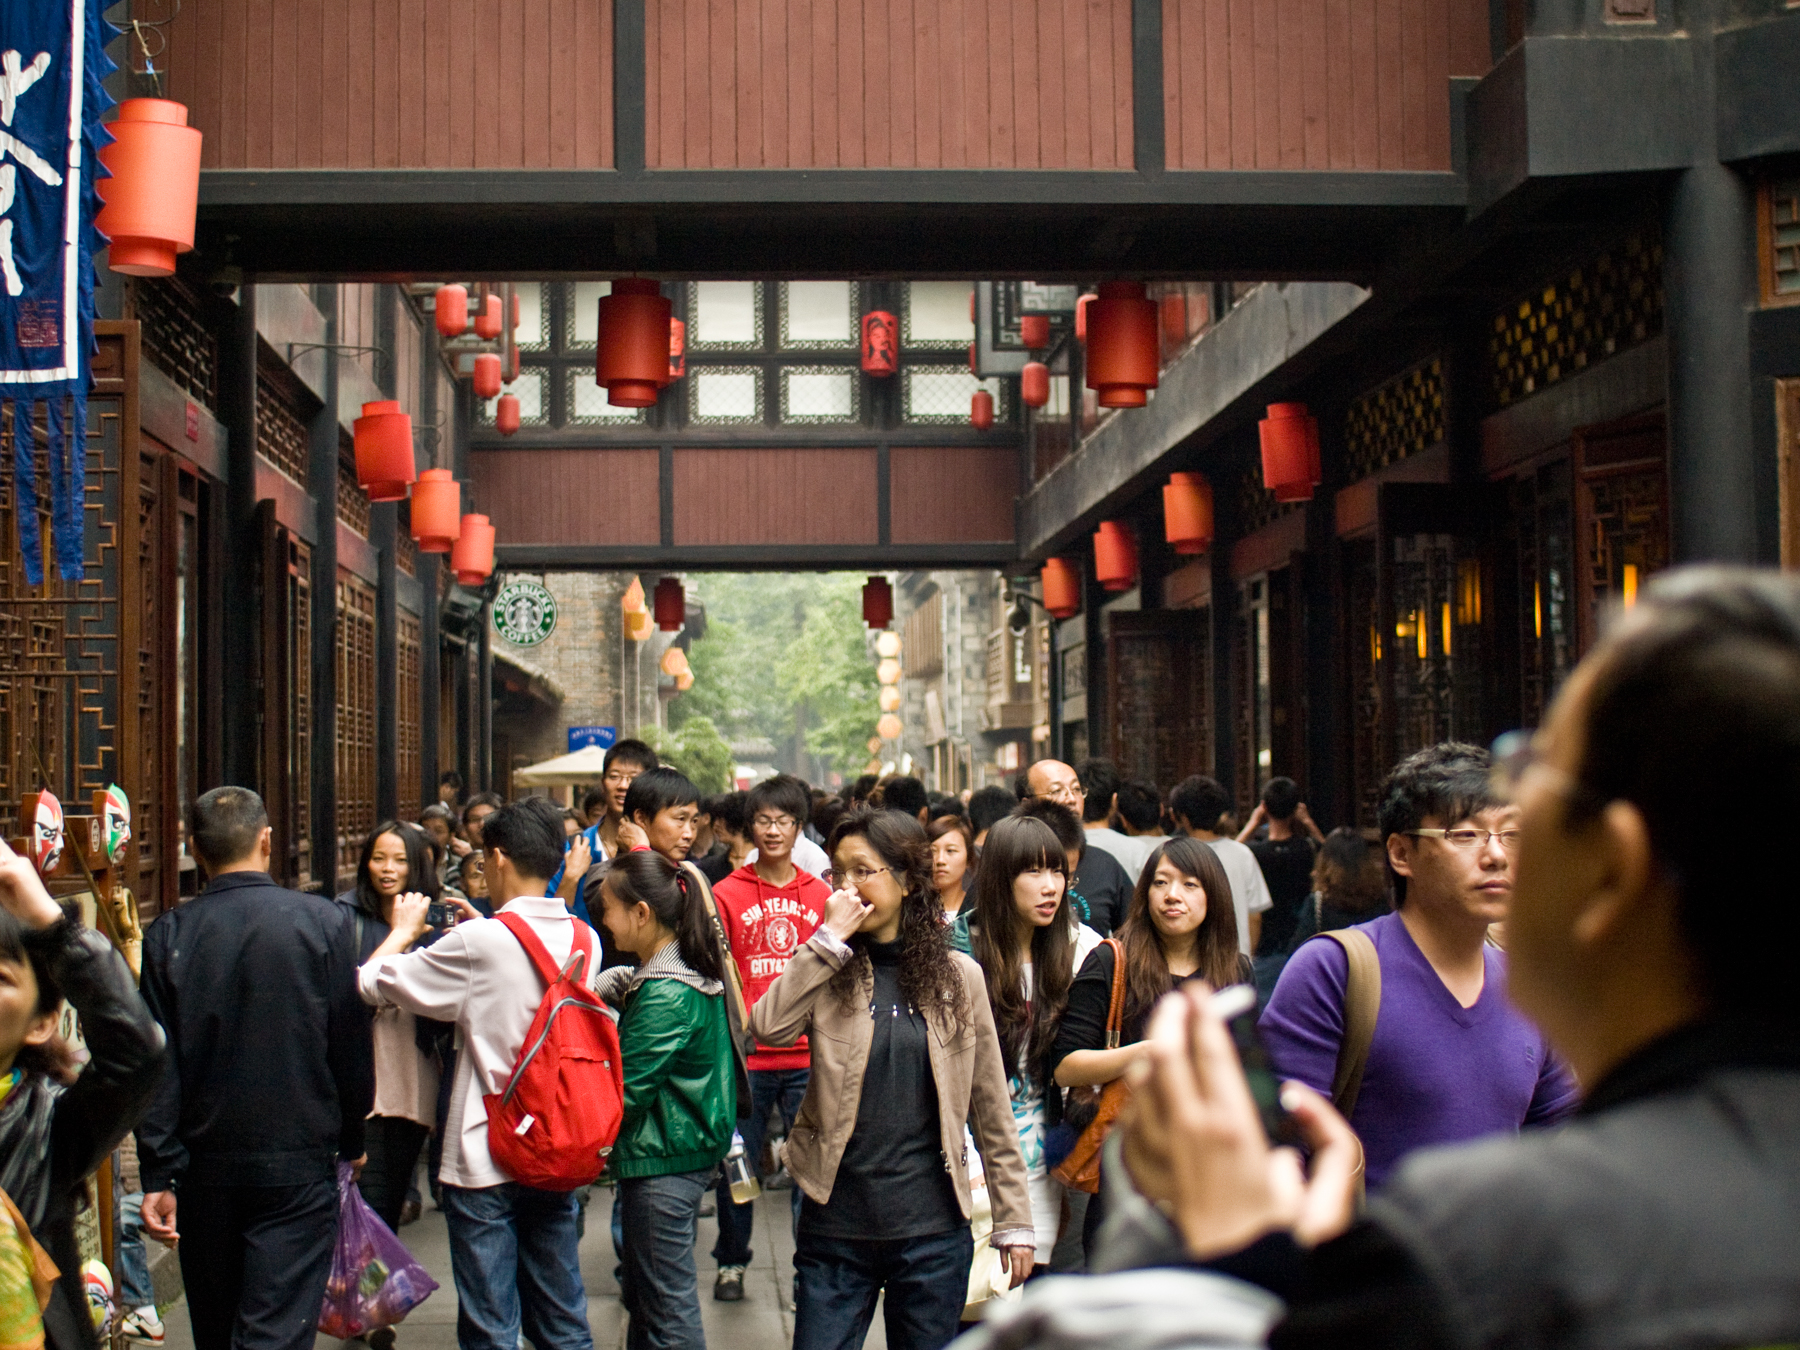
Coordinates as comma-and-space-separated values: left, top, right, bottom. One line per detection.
1050, 938, 1128, 1194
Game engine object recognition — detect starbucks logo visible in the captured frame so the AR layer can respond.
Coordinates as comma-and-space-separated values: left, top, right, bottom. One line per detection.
493, 580, 559, 646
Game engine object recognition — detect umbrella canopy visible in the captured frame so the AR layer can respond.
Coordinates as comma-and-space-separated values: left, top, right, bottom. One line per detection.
510, 744, 612, 786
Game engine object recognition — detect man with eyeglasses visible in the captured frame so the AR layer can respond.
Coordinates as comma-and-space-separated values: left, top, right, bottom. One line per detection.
1259, 742, 1578, 1189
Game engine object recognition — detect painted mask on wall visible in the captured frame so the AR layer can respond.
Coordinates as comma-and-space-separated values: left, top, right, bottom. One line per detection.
30, 790, 65, 874
103, 784, 132, 863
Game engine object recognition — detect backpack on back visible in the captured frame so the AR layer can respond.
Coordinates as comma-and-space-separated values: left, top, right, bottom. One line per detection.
482, 913, 623, 1191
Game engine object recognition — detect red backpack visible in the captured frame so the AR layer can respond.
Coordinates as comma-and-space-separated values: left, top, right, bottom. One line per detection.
482, 914, 624, 1191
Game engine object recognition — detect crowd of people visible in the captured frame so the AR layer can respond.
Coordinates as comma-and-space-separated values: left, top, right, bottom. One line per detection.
1, 565, 1796, 1350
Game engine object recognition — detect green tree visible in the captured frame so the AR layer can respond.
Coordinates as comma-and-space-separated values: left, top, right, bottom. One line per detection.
639, 715, 735, 794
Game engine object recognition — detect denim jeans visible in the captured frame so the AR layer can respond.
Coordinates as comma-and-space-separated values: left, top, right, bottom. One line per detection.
618, 1169, 714, 1350
792, 1224, 974, 1350
441, 1182, 592, 1350
115, 1191, 153, 1309
712, 1067, 809, 1267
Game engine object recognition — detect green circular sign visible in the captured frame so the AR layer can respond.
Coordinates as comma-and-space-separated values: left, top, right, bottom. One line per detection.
494, 580, 558, 646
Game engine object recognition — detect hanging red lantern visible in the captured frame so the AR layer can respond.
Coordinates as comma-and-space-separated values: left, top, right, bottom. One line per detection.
434, 285, 469, 338
1041, 558, 1081, 619
473, 293, 503, 340
511, 290, 521, 330
971, 389, 995, 429
1020, 314, 1051, 349
968, 343, 979, 375
1021, 362, 1050, 410
653, 577, 685, 631
668, 318, 687, 381
96, 99, 203, 277
1259, 402, 1323, 502
352, 400, 415, 502
473, 352, 502, 399
410, 469, 461, 552
596, 279, 672, 408
1075, 293, 1093, 342
1086, 282, 1159, 409
1163, 472, 1215, 555
862, 576, 894, 628
1160, 292, 1188, 347
496, 393, 521, 436
861, 311, 898, 377
451, 514, 495, 585
1093, 520, 1138, 592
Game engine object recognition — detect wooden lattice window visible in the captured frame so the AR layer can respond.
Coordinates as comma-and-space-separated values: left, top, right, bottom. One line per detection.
336, 459, 371, 537
1759, 177, 1800, 306
132, 278, 217, 409
1234, 464, 1293, 537
256, 374, 309, 484
1345, 357, 1446, 482
903, 591, 944, 679
396, 528, 417, 577
285, 538, 312, 890
336, 571, 377, 882
397, 611, 422, 820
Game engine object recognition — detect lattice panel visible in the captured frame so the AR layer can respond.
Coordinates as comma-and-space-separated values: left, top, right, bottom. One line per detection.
286, 538, 313, 891
397, 612, 422, 821
336, 572, 377, 881
396, 529, 417, 577
1343, 539, 1382, 828
1345, 357, 1445, 481
336, 459, 371, 537
1235, 464, 1293, 536
1767, 177, 1800, 299
1490, 229, 1664, 408
133, 278, 217, 410
257, 374, 309, 483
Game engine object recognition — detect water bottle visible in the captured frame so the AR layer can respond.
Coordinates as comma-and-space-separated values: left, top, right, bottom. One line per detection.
725, 1130, 761, 1204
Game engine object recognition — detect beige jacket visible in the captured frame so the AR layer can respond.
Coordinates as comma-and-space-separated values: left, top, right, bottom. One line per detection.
749, 926, 1035, 1249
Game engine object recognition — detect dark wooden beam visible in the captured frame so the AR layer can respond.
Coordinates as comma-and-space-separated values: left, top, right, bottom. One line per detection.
495, 543, 1020, 571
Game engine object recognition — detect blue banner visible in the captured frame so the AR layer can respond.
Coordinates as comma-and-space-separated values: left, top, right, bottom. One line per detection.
0, 0, 113, 584
568, 726, 618, 753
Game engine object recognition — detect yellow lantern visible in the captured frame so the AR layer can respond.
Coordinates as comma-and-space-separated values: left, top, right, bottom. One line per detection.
878, 685, 902, 712
875, 631, 902, 659
622, 576, 646, 613
877, 712, 904, 740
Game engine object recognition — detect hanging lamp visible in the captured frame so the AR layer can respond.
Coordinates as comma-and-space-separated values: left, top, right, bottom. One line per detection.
96, 99, 203, 277
352, 401, 415, 502
862, 576, 894, 628
473, 352, 502, 399
1259, 402, 1322, 502
971, 389, 995, 429
409, 469, 461, 552
653, 577, 685, 631
473, 293, 503, 340
451, 514, 495, 585
1020, 314, 1051, 349
1093, 520, 1138, 592
1086, 282, 1159, 408
1041, 558, 1081, 618
860, 311, 898, 377
495, 393, 521, 436
1021, 362, 1050, 409
1162, 472, 1215, 554
596, 279, 672, 408
877, 712, 904, 741
434, 285, 469, 337
1075, 294, 1093, 342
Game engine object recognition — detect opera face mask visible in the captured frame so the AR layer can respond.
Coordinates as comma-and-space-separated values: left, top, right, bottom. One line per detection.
103, 784, 131, 864
30, 791, 64, 873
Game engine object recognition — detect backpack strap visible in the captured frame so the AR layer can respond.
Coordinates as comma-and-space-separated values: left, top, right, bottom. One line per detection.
1321, 928, 1381, 1117
497, 911, 592, 988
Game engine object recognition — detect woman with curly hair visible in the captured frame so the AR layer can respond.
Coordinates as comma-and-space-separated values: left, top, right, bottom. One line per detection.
750, 806, 1033, 1350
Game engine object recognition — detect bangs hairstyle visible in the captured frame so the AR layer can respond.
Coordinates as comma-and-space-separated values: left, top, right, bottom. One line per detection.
969, 816, 1074, 1085
926, 812, 976, 860
824, 807, 968, 1028
0, 909, 80, 1084
1375, 743, 1501, 906
747, 774, 811, 827
624, 766, 701, 823
1120, 836, 1243, 1030
355, 821, 442, 921
601, 850, 724, 983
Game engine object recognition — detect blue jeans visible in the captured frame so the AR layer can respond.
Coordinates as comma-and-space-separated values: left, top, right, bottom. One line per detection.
618, 1169, 713, 1350
712, 1067, 808, 1266
115, 1190, 153, 1308
441, 1183, 592, 1350
792, 1224, 974, 1350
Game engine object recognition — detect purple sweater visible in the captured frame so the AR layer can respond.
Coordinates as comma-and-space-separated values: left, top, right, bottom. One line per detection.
1259, 911, 1579, 1189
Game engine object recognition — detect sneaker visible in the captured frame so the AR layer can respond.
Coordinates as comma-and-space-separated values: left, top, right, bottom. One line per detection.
368, 1328, 397, 1350
121, 1309, 165, 1347
713, 1266, 746, 1302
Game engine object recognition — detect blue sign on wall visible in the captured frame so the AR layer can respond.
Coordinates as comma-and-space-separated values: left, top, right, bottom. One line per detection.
568, 725, 617, 753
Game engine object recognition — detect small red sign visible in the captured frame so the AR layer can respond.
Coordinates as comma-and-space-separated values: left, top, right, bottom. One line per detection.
184, 401, 199, 441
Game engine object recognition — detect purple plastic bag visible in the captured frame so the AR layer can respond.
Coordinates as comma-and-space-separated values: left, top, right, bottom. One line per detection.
317, 1162, 439, 1340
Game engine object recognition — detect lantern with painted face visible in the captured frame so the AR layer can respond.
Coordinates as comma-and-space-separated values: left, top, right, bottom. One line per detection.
29, 791, 65, 874
103, 784, 132, 864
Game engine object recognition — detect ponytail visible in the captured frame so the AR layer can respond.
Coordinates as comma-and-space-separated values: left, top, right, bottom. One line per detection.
606, 851, 724, 983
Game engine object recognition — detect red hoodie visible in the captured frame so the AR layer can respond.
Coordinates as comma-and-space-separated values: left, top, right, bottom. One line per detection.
712, 861, 831, 1071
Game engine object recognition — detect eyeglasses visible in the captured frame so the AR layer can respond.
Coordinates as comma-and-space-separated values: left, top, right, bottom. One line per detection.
828, 866, 889, 887
1406, 828, 1522, 852
1033, 785, 1085, 805
753, 815, 798, 832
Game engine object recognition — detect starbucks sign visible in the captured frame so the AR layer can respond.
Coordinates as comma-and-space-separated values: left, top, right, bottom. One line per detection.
493, 580, 558, 646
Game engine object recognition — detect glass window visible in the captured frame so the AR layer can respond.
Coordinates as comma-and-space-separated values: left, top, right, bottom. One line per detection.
1045, 374, 1070, 418
567, 367, 649, 423
902, 366, 1005, 424
512, 283, 547, 350
781, 281, 855, 347
692, 367, 762, 422
691, 281, 761, 347
478, 368, 547, 425
905, 281, 974, 347
568, 281, 611, 348
781, 367, 858, 423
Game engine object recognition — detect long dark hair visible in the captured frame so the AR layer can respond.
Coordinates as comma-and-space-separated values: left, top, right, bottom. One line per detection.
970, 816, 1074, 1084
0, 908, 79, 1084
926, 813, 977, 898
354, 821, 442, 922
825, 807, 968, 1028
603, 850, 724, 983
1118, 836, 1243, 1032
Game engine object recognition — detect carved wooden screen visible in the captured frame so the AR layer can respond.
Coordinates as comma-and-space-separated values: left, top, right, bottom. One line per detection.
1574, 411, 1669, 656
1342, 537, 1382, 827
255, 506, 313, 890
1508, 457, 1577, 733
1107, 610, 1210, 800
336, 570, 378, 885
397, 610, 422, 821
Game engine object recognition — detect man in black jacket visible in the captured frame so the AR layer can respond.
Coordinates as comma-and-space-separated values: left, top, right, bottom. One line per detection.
138, 787, 373, 1350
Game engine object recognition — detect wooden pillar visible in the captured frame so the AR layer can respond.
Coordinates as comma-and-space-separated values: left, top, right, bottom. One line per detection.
308, 287, 341, 887
217, 281, 259, 788
373, 287, 400, 821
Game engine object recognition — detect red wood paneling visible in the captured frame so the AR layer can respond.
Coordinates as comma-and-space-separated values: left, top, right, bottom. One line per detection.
671, 449, 878, 545
472, 449, 661, 546
1162, 0, 1488, 170
889, 447, 1016, 544
166, 0, 613, 169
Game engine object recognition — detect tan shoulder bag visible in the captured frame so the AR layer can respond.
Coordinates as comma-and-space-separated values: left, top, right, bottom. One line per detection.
1320, 927, 1382, 1116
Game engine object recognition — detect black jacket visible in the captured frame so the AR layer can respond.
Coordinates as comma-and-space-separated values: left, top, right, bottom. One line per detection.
137, 871, 374, 1192
0, 918, 166, 1350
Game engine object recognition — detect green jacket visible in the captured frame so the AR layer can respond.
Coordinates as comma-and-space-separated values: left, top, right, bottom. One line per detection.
612, 973, 737, 1179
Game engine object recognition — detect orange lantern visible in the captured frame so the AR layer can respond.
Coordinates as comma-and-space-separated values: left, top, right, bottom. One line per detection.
410, 469, 461, 552
96, 99, 203, 277
863, 576, 893, 628
971, 390, 995, 429
352, 401, 415, 502
1021, 362, 1050, 409
473, 293, 503, 340
596, 279, 672, 408
1259, 402, 1322, 502
622, 576, 646, 613
676, 671, 694, 691
1041, 558, 1081, 619
1093, 520, 1138, 592
451, 514, 495, 585
653, 577, 685, 631
861, 311, 898, 377
877, 713, 904, 741
435, 285, 469, 338
1162, 472, 1215, 555
1020, 314, 1051, 349
1086, 282, 1159, 408
1075, 293, 1093, 342
668, 318, 687, 380
660, 645, 691, 678
473, 352, 502, 399
1160, 292, 1188, 347
495, 393, 521, 436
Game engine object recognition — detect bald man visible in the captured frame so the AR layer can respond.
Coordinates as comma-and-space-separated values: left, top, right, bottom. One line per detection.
1018, 759, 1134, 935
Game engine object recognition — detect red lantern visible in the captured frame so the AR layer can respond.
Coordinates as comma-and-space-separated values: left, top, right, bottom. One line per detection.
473, 293, 503, 340
861, 311, 898, 377
1021, 362, 1050, 409
1020, 314, 1051, 349
1259, 402, 1323, 502
653, 577, 685, 631
496, 393, 521, 436
451, 514, 495, 585
1086, 282, 1159, 408
596, 279, 672, 408
410, 469, 461, 552
971, 390, 995, 429
352, 400, 415, 502
668, 318, 687, 380
1163, 472, 1215, 555
1093, 520, 1138, 592
1075, 293, 1093, 342
968, 343, 978, 375
511, 291, 521, 331
473, 352, 502, 399
862, 576, 894, 628
434, 285, 469, 338
1041, 558, 1081, 619
96, 99, 203, 277
1160, 292, 1188, 347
